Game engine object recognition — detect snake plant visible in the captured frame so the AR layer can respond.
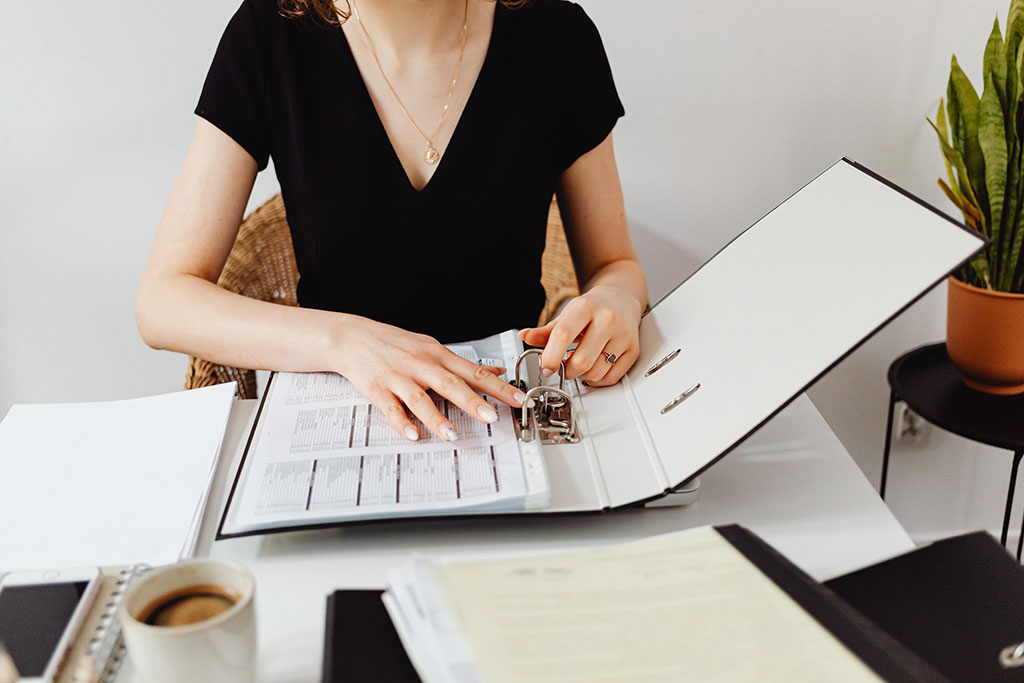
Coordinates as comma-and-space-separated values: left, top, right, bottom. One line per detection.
930, 0, 1024, 293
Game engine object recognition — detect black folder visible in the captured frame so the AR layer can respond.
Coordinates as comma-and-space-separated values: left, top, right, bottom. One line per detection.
322, 589, 420, 683
825, 531, 1024, 682
321, 525, 948, 682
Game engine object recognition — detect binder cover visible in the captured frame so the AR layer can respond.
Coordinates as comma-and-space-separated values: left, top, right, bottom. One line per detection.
220, 158, 986, 538
322, 526, 947, 682
825, 532, 1024, 682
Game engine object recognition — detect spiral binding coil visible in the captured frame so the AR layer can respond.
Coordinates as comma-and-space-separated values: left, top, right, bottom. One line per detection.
71, 564, 151, 683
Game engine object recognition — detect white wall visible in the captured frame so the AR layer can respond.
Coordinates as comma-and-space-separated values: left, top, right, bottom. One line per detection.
2, 0, 1018, 545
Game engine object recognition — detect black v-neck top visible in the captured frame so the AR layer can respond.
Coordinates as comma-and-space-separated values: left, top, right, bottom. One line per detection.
195, 0, 623, 342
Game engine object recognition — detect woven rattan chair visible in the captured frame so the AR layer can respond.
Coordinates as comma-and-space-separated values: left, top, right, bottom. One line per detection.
184, 194, 580, 398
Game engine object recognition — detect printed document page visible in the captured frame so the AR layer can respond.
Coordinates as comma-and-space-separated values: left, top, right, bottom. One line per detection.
228, 335, 528, 533
412, 526, 880, 683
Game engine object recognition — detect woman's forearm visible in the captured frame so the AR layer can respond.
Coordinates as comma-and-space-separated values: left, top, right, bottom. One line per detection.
136, 271, 351, 373
136, 269, 528, 441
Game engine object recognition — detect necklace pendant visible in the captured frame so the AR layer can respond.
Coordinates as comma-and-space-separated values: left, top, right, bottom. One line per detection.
423, 143, 440, 165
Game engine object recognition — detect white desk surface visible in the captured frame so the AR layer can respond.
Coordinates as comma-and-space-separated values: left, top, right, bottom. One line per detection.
128, 393, 912, 683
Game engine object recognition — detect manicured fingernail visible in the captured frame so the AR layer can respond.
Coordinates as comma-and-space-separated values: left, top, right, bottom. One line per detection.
404, 426, 419, 441
477, 405, 498, 423
442, 425, 459, 442
542, 368, 554, 378
513, 391, 527, 406
526, 398, 536, 408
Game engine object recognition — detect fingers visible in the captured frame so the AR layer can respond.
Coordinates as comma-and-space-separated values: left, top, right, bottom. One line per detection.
443, 354, 528, 410
388, 376, 459, 442
427, 367, 502, 427
585, 346, 639, 387
519, 321, 556, 348
539, 300, 591, 376
363, 384, 423, 442
564, 315, 616, 380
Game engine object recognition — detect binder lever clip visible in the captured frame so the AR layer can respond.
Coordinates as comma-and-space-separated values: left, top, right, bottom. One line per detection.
510, 349, 581, 445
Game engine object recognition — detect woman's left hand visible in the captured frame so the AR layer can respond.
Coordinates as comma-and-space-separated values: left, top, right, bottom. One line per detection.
519, 285, 644, 387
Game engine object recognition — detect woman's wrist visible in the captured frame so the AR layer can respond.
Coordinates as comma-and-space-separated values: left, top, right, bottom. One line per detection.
583, 283, 645, 318
320, 311, 370, 377
581, 261, 649, 318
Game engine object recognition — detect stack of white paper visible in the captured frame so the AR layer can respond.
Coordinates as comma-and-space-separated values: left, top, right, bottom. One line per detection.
0, 383, 236, 572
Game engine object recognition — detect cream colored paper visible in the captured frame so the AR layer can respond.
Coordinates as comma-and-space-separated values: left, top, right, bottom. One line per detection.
432, 527, 881, 683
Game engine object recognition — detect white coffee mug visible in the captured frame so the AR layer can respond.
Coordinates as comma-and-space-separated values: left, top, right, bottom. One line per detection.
120, 559, 257, 683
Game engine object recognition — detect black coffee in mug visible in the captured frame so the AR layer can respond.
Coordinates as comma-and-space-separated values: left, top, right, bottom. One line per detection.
137, 584, 241, 627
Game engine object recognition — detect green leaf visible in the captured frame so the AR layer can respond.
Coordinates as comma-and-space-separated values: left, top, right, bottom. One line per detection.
937, 100, 959, 191
969, 253, 993, 289
1006, 39, 1024, 287
980, 21, 1008, 283
988, 18, 1009, 117
1006, 0, 1024, 69
947, 69, 964, 158
938, 178, 985, 235
1005, 203, 1024, 289
1004, 0, 1024, 126
999, 39, 1024, 284
938, 178, 965, 211
928, 118, 983, 224
949, 56, 989, 222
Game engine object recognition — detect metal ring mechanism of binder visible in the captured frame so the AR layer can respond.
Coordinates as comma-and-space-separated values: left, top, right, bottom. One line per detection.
509, 349, 581, 445
508, 346, 700, 444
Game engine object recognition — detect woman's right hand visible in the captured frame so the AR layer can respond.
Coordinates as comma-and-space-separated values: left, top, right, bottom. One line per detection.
331, 316, 528, 442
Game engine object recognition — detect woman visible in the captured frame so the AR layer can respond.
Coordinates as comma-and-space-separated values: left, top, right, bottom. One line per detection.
136, 0, 647, 443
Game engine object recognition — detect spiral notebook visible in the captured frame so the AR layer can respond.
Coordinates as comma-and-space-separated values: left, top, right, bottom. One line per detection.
56, 565, 150, 683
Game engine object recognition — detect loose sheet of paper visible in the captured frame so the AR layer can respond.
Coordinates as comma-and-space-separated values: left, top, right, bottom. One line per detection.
228, 342, 527, 532
0, 383, 235, 572
428, 527, 881, 683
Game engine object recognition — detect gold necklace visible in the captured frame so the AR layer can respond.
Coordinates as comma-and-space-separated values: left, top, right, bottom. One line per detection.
351, 0, 469, 165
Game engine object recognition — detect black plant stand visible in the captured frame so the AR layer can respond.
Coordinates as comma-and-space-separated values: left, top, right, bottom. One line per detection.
881, 343, 1024, 560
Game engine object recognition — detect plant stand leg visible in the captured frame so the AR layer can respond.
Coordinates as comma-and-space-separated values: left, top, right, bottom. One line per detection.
1014, 449, 1024, 561
880, 391, 897, 500
1003, 449, 1023, 548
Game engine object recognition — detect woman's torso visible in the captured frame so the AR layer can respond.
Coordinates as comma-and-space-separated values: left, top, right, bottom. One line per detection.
199, 0, 622, 342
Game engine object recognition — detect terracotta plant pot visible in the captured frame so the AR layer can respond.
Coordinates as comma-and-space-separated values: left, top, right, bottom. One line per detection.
946, 276, 1024, 395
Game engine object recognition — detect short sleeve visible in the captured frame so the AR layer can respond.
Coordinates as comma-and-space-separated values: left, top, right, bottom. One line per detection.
555, 3, 625, 171
195, 0, 272, 171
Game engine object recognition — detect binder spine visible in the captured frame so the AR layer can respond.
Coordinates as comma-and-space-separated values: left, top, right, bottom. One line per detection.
619, 371, 668, 490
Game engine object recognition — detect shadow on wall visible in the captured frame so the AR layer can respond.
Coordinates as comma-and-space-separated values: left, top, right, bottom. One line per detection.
628, 219, 705, 303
